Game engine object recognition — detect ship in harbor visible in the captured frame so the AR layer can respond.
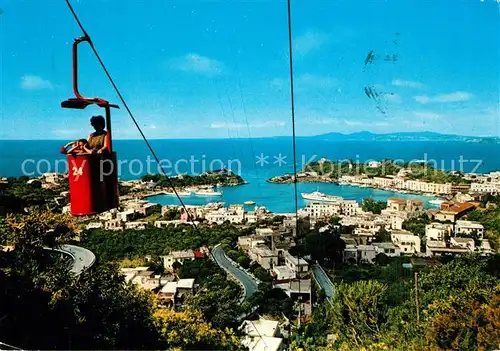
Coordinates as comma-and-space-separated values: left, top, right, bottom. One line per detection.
195, 188, 223, 196
429, 199, 445, 205
301, 191, 343, 202
163, 190, 192, 196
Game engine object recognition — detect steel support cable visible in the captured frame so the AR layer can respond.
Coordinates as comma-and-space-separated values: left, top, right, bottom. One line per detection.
286, 0, 303, 328
64, 0, 202, 233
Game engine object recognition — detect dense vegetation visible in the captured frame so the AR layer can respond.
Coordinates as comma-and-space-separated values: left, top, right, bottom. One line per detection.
300, 255, 500, 350
290, 224, 345, 269
0, 212, 243, 350
466, 205, 500, 249
304, 159, 471, 184
0, 176, 68, 214
141, 171, 246, 188
362, 197, 387, 214
178, 258, 245, 329
80, 222, 243, 262
0, 212, 245, 350
403, 213, 431, 238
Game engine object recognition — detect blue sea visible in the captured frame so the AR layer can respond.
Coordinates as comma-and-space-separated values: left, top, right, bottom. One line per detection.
1, 139, 499, 213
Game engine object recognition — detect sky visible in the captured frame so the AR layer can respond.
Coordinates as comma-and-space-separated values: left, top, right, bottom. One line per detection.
0, 0, 499, 139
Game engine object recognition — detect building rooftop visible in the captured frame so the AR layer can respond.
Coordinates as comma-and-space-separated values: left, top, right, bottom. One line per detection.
136, 270, 154, 277
242, 336, 283, 351
177, 278, 195, 289
441, 202, 475, 214
391, 229, 415, 236
451, 237, 474, 244
455, 220, 484, 229
252, 245, 278, 257
272, 265, 295, 277
283, 251, 308, 266
275, 279, 311, 294
169, 250, 195, 259
160, 281, 178, 294
240, 318, 279, 337
255, 228, 275, 236
372, 242, 397, 250
427, 222, 453, 229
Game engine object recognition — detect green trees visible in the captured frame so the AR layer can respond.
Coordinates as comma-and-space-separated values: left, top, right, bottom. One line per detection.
321, 255, 500, 350
0, 212, 159, 349
362, 197, 386, 214
330, 280, 388, 347
154, 309, 242, 350
246, 282, 294, 319
304, 230, 345, 267
140, 172, 245, 188
0, 177, 66, 214
373, 227, 391, 242
402, 214, 430, 237
178, 259, 243, 329
466, 206, 500, 249
81, 222, 242, 262
0, 211, 243, 350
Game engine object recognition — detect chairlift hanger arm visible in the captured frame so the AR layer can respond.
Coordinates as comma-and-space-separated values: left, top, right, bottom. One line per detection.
61, 36, 119, 110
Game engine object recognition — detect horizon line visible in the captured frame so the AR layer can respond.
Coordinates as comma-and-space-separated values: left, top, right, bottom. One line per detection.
0, 130, 499, 141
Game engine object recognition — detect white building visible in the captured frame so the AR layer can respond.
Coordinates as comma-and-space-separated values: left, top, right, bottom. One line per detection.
272, 265, 296, 281
119, 209, 137, 222
425, 222, 453, 242
404, 180, 452, 195
283, 251, 308, 274
163, 250, 196, 270
450, 237, 475, 252
455, 220, 484, 239
154, 220, 199, 228
205, 205, 246, 224
104, 218, 123, 231
86, 222, 103, 230
391, 230, 421, 254
249, 245, 278, 270
425, 241, 470, 257
301, 200, 360, 219
356, 245, 378, 263
372, 242, 401, 257
125, 221, 146, 230
470, 182, 500, 194
239, 318, 284, 351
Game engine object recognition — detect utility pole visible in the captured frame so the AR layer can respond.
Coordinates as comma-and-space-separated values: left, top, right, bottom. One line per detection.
297, 295, 302, 329
414, 271, 420, 323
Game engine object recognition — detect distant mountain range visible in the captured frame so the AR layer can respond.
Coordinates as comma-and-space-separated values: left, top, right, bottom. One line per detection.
308, 131, 500, 143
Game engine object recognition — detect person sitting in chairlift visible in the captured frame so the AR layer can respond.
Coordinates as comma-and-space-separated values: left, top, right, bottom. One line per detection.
87, 115, 109, 154
60, 139, 93, 154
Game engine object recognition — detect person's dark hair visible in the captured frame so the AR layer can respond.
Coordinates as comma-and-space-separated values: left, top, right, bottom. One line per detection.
78, 138, 88, 144
90, 115, 106, 129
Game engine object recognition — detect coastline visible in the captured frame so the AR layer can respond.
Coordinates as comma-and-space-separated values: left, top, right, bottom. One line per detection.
267, 173, 451, 199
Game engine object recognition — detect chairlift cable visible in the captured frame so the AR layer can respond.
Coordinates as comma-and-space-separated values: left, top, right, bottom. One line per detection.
286, 0, 303, 329
64, 0, 201, 232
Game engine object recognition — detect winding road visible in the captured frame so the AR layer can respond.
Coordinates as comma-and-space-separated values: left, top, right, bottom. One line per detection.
44, 244, 96, 275
212, 245, 259, 300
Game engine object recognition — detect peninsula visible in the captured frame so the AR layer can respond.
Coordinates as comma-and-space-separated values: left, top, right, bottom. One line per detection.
268, 159, 499, 197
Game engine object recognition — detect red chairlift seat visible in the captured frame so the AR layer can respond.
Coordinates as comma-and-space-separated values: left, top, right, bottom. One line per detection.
61, 36, 120, 216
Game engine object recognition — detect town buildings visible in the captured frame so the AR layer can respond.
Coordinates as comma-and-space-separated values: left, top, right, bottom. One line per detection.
239, 318, 285, 351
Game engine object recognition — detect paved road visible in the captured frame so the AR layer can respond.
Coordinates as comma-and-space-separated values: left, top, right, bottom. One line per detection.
212, 245, 259, 299
45, 244, 96, 275
312, 263, 335, 300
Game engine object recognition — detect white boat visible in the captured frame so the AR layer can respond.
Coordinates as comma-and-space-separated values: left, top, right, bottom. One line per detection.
429, 199, 445, 205
163, 190, 192, 196
301, 191, 343, 202
244, 200, 256, 205
195, 189, 223, 196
